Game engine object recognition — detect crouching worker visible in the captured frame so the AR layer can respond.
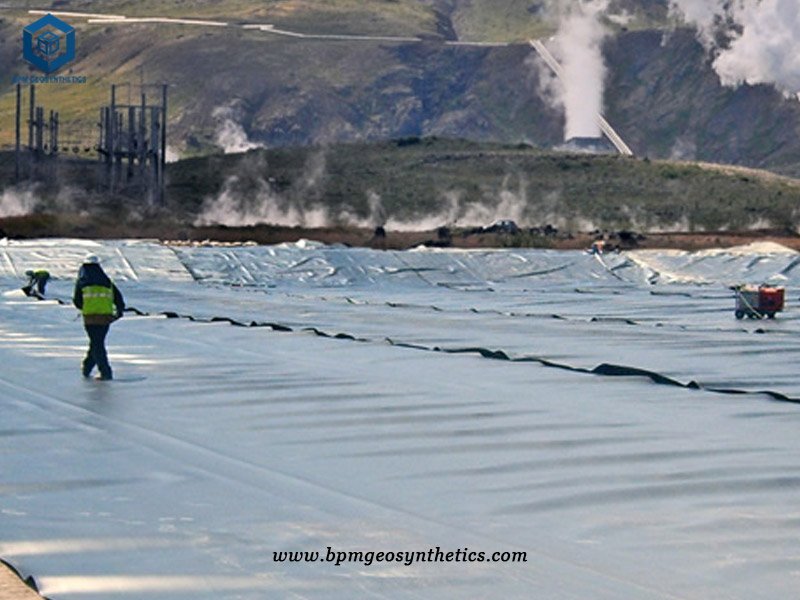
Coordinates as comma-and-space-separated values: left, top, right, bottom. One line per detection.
22, 269, 50, 297
73, 254, 125, 381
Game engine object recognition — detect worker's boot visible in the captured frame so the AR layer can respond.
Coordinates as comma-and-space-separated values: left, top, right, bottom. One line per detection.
82, 356, 94, 378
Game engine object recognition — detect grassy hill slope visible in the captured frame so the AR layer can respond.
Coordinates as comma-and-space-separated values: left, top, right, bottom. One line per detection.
1, 1, 800, 176
168, 138, 800, 231
3, 139, 799, 236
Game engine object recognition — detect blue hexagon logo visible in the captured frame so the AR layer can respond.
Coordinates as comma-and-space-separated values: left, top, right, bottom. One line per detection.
23, 13, 75, 74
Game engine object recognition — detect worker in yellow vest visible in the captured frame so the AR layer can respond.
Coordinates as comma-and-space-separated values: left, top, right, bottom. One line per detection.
72, 254, 126, 381
22, 269, 50, 297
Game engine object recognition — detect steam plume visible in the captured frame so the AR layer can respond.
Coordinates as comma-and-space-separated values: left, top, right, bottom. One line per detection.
671, 0, 800, 96
552, 1, 610, 139
533, 1, 611, 140
212, 103, 264, 154
0, 187, 39, 218
195, 152, 329, 227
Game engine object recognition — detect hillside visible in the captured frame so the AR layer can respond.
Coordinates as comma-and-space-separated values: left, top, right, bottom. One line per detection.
3, 139, 800, 241
1, 0, 800, 177
165, 139, 800, 232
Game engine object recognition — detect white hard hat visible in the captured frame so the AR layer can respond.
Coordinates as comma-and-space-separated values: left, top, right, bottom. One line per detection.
83, 254, 101, 265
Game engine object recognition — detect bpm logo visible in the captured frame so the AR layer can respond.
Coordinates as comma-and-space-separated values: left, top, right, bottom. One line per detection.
23, 13, 75, 74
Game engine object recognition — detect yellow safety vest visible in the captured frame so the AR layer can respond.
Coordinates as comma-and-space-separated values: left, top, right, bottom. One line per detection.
82, 284, 114, 316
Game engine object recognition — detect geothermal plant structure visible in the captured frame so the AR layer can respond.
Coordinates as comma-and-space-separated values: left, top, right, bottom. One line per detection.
14, 82, 169, 205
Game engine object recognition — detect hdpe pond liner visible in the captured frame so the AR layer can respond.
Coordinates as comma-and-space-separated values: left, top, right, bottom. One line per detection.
2, 240, 800, 599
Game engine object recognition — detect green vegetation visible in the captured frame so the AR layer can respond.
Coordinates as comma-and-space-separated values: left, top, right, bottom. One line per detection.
1, 0, 437, 32
449, 0, 553, 43
5, 138, 798, 234
2, 1, 799, 179
448, 0, 671, 43
0, 0, 440, 147
162, 138, 800, 231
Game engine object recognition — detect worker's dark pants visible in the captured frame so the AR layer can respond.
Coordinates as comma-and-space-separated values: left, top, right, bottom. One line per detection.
22, 276, 48, 297
35, 275, 49, 295
82, 324, 112, 379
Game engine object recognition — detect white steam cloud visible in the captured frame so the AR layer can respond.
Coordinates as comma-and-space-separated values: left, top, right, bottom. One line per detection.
212, 103, 264, 154
0, 185, 103, 219
195, 151, 329, 227
671, 0, 800, 96
195, 159, 546, 232
0, 187, 39, 218
352, 177, 533, 232
165, 146, 181, 163
533, 1, 610, 140
552, 0, 610, 139
194, 175, 329, 228
668, 0, 723, 41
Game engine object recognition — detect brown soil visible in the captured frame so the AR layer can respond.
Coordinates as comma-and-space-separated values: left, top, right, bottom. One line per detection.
2, 214, 799, 252
0, 561, 40, 600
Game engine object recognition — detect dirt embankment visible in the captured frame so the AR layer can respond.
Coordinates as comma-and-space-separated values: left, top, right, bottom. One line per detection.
2, 213, 799, 252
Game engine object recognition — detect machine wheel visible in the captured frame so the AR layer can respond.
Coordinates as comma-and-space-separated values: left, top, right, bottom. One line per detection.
735, 310, 745, 320
767, 312, 776, 319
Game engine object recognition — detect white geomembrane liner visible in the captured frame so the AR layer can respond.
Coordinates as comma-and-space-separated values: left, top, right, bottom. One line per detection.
1, 239, 800, 599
